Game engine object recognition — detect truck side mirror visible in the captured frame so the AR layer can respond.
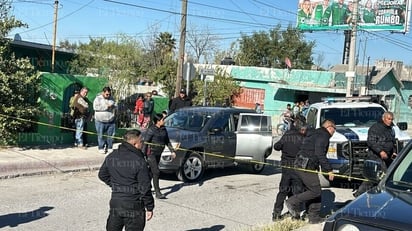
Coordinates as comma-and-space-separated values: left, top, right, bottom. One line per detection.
363, 160, 383, 182
397, 122, 408, 131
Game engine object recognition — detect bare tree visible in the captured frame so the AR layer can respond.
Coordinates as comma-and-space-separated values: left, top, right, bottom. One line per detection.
186, 24, 219, 63
315, 52, 325, 70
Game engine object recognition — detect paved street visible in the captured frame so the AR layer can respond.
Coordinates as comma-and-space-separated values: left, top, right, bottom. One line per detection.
0, 160, 354, 231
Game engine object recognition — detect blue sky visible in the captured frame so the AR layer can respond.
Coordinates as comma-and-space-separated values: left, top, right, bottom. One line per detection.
9, 0, 412, 68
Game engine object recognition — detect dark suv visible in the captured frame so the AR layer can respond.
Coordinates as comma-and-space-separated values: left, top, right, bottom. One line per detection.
323, 139, 412, 231
159, 107, 273, 182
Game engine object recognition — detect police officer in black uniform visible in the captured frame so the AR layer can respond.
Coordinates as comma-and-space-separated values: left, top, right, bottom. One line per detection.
143, 113, 176, 199
285, 119, 335, 224
272, 125, 307, 221
98, 130, 154, 231
169, 88, 192, 114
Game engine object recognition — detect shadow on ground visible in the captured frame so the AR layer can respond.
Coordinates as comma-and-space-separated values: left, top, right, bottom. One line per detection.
0, 206, 54, 228
321, 190, 352, 217
185, 224, 225, 231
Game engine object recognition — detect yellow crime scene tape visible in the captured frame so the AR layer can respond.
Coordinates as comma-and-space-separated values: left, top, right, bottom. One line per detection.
0, 113, 370, 182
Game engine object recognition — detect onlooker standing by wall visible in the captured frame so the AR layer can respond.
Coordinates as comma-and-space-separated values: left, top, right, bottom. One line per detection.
134, 94, 145, 128
169, 88, 192, 114
141, 92, 154, 129
93, 87, 116, 154
72, 87, 89, 149
98, 129, 154, 231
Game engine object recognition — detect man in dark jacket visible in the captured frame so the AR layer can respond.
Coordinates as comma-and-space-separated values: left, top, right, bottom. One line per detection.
353, 111, 397, 197
272, 125, 307, 221
142, 114, 176, 199
98, 130, 154, 231
169, 88, 192, 114
73, 87, 90, 149
285, 119, 335, 224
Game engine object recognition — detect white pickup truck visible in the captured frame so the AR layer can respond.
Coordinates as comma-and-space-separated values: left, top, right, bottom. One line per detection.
305, 97, 410, 185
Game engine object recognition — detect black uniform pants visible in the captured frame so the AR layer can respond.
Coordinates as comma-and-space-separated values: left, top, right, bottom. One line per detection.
106, 199, 145, 231
147, 146, 165, 194
286, 170, 322, 221
273, 168, 303, 214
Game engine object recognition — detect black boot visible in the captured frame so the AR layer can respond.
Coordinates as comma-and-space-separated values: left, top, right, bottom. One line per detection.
155, 192, 166, 199
153, 175, 166, 199
272, 212, 282, 221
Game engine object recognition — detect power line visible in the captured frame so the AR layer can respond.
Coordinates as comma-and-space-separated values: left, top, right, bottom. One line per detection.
364, 30, 412, 52
251, 0, 297, 16
17, 0, 95, 34
189, 0, 289, 23
103, 0, 277, 28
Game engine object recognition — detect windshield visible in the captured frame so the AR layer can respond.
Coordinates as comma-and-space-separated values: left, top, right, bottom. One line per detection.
320, 107, 385, 127
386, 148, 412, 192
164, 110, 213, 132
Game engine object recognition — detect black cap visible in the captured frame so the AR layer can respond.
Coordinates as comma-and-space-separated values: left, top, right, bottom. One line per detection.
180, 88, 186, 94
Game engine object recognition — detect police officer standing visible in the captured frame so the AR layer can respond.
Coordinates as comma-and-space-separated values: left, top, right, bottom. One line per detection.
98, 130, 154, 231
169, 88, 192, 114
353, 111, 397, 197
272, 125, 307, 221
285, 119, 335, 224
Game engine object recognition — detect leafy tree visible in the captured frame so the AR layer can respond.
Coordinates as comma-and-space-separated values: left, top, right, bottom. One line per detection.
213, 42, 239, 65
59, 39, 78, 51
144, 32, 177, 98
237, 24, 315, 69
155, 32, 176, 59
68, 35, 145, 100
192, 67, 241, 106
0, 1, 40, 145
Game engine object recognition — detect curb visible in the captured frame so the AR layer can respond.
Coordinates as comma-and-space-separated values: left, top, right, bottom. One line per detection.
0, 166, 101, 180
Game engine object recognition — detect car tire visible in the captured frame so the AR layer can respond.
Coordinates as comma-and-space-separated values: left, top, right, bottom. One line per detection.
178, 151, 205, 182
251, 160, 265, 173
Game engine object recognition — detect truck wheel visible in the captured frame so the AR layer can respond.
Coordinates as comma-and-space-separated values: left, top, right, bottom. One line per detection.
178, 152, 205, 182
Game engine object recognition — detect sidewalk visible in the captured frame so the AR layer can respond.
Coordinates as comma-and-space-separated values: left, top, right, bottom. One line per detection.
0, 144, 112, 179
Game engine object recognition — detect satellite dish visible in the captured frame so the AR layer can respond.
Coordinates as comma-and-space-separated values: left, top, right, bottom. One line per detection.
285, 57, 292, 69
14, 33, 22, 41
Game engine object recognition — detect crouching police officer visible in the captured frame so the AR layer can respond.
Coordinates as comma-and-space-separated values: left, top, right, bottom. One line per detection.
285, 119, 335, 224
272, 124, 307, 221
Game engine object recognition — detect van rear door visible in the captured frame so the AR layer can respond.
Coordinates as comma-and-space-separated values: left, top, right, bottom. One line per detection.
235, 113, 272, 162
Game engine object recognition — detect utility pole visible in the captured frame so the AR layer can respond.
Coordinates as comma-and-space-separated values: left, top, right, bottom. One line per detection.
346, 0, 359, 97
175, 0, 188, 97
51, 0, 59, 73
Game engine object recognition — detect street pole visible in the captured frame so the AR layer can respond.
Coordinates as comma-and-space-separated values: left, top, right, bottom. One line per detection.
175, 0, 187, 97
346, 0, 359, 97
203, 74, 207, 106
186, 62, 191, 96
51, 0, 59, 73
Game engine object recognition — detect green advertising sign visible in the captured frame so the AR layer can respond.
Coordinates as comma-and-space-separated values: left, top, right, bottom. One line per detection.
297, 0, 411, 32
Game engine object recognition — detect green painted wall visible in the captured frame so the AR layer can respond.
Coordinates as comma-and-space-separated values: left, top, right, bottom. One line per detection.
17, 73, 108, 145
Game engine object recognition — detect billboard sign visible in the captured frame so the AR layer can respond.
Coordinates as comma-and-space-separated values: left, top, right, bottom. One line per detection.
297, 0, 411, 32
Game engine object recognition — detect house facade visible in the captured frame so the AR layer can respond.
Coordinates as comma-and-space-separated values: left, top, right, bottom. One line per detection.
195, 61, 412, 126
